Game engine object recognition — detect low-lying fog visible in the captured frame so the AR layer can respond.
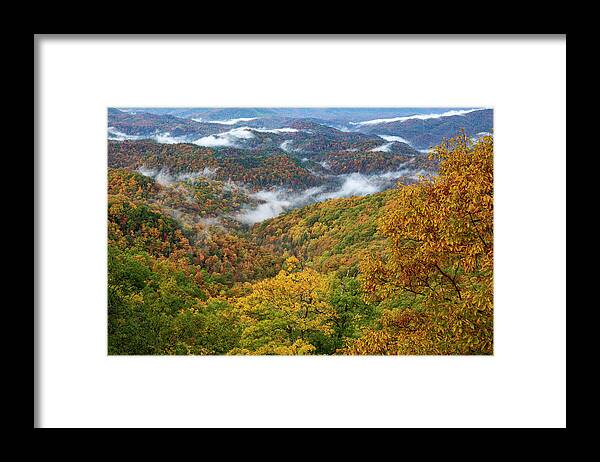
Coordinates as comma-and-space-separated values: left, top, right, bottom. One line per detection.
137, 166, 217, 185
136, 164, 431, 226
108, 126, 308, 149
235, 167, 430, 225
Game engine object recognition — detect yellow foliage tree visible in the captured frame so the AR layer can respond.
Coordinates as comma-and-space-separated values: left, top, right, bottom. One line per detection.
229, 257, 334, 355
348, 132, 494, 355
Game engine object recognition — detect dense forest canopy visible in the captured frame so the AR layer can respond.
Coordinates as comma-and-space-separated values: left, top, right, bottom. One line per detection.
107, 108, 493, 355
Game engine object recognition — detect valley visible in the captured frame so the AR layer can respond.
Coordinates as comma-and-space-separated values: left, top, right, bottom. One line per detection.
107, 107, 494, 355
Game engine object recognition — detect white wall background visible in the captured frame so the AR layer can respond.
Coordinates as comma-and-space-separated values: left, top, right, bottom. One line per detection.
36, 36, 566, 428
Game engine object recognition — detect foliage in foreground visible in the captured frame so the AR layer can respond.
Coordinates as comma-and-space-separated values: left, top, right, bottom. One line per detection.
346, 133, 494, 354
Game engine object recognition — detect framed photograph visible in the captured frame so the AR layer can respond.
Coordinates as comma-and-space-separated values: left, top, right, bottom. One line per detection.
35, 34, 566, 428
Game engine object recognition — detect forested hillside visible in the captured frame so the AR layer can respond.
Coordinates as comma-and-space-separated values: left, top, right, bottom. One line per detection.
108, 131, 493, 355
108, 141, 324, 190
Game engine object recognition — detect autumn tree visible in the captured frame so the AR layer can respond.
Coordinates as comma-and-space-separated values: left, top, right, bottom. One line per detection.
229, 257, 335, 355
349, 132, 494, 355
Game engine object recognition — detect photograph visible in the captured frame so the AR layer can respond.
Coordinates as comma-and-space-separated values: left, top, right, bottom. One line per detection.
107, 107, 494, 355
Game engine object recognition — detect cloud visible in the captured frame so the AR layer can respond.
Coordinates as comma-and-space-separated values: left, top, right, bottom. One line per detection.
192, 136, 236, 148
193, 127, 255, 148
351, 108, 487, 126
137, 167, 175, 185
107, 128, 145, 141
370, 142, 394, 153
137, 166, 217, 185
235, 167, 432, 224
200, 167, 218, 179
378, 135, 411, 144
195, 127, 303, 149
470, 131, 492, 144
251, 127, 300, 134
315, 170, 427, 201
236, 187, 325, 224
152, 132, 191, 144
316, 173, 379, 199
177, 167, 217, 180
280, 139, 304, 153
203, 117, 259, 125
371, 135, 419, 153
324, 124, 352, 132
109, 124, 304, 147
236, 191, 292, 224
107, 128, 190, 144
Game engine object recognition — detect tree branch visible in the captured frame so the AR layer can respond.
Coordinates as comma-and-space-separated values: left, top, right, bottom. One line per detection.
434, 263, 462, 300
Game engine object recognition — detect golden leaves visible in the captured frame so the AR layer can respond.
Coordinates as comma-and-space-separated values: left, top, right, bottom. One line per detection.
229, 267, 335, 355
356, 133, 494, 355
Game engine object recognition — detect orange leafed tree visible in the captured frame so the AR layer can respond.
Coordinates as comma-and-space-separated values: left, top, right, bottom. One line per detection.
346, 132, 493, 355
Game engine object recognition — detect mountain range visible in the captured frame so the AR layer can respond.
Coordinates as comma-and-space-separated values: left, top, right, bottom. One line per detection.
107, 107, 494, 355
